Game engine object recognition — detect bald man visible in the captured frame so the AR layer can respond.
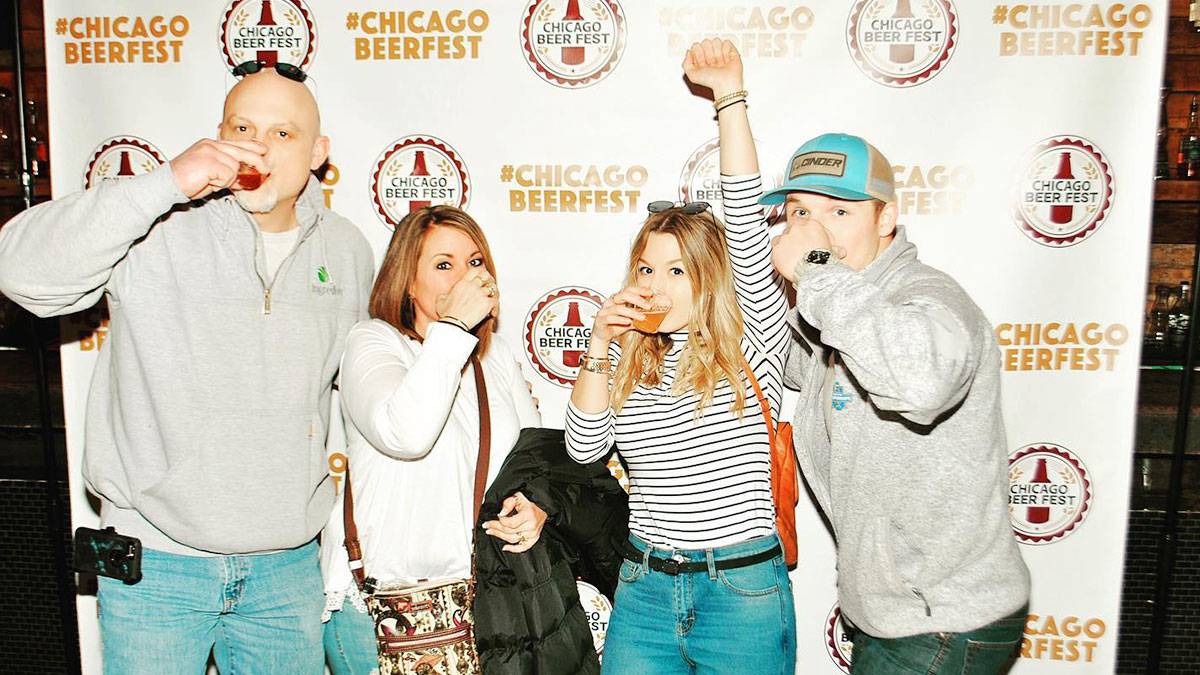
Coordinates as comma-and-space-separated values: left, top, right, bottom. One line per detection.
0, 70, 373, 673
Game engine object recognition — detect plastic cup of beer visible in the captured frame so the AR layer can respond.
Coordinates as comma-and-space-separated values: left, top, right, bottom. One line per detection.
631, 292, 673, 334
233, 162, 267, 191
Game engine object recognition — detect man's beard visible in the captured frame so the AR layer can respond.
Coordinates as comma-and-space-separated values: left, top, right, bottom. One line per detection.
233, 184, 280, 214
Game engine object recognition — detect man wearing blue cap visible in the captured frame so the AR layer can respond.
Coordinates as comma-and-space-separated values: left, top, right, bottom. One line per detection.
766, 121, 1031, 671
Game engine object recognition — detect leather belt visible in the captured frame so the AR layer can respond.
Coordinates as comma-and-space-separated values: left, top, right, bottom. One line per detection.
621, 541, 781, 576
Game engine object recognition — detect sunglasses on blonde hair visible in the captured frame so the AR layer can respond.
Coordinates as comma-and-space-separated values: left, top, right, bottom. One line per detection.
646, 200, 711, 215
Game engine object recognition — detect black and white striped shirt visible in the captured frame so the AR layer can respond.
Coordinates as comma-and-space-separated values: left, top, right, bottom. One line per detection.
565, 174, 790, 550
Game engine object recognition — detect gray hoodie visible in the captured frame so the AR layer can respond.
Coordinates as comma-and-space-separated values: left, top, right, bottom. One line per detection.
0, 165, 373, 555
785, 226, 1029, 638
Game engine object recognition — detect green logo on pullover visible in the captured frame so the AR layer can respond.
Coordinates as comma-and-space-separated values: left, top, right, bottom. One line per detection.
316, 266, 329, 283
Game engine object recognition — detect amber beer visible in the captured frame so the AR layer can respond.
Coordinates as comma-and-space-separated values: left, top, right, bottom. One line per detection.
631, 293, 672, 334
234, 163, 265, 190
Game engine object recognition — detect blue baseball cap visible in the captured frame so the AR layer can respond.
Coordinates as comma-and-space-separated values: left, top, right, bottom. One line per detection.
759, 133, 896, 205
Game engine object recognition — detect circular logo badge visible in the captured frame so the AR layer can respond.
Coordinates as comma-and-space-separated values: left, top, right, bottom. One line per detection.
524, 286, 604, 387
370, 136, 471, 229
521, 0, 627, 88
825, 604, 854, 673
1012, 136, 1114, 248
220, 0, 317, 71
679, 137, 784, 224
1008, 443, 1093, 545
679, 138, 726, 219
576, 580, 613, 658
83, 136, 166, 190
847, 0, 958, 87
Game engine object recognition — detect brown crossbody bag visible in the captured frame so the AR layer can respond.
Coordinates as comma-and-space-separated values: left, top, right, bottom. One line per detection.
343, 357, 491, 675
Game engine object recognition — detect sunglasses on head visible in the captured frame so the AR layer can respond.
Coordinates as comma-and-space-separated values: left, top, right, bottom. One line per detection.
231, 60, 308, 83
646, 200, 711, 215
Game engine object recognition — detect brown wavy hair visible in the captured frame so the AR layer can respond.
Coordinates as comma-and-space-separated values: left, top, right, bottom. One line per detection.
610, 210, 746, 415
369, 205, 496, 359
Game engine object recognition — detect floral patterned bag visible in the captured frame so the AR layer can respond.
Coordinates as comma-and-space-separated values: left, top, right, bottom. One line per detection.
365, 578, 480, 675
344, 358, 491, 675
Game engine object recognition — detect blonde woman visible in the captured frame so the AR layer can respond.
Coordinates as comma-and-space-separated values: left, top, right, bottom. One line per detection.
564, 42, 795, 674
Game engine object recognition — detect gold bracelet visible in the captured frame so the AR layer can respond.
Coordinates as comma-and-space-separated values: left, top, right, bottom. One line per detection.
713, 89, 748, 109
579, 355, 612, 374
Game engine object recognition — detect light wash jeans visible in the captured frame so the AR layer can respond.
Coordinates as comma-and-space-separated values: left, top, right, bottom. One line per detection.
602, 533, 796, 675
97, 539, 324, 674
323, 602, 379, 675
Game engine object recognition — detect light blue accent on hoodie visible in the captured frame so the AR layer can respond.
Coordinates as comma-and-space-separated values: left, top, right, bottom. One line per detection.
783, 226, 1030, 638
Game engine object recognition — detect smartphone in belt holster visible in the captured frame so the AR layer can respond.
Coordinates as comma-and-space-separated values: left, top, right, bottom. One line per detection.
73, 527, 142, 584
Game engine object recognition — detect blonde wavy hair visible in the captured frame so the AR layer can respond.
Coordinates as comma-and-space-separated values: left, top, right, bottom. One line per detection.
610, 210, 747, 416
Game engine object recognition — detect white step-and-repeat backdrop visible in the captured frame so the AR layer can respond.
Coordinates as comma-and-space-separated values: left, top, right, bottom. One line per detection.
42, 1, 1164, 672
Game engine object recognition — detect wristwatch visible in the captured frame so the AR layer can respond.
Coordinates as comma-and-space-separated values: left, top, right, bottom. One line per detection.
806, 249, 832, 265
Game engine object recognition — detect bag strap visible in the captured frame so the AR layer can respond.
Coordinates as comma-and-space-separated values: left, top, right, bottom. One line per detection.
741, 358, 777, 446
344, 460, 366, 589
345, 355, 492, 591
470, 357, 492, 526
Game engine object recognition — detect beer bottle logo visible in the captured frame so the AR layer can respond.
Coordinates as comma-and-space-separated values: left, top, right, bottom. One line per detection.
1013, 136, 1114, 247
524, 287, 604, 386
521, 0, 627, 88
84, 136, 166, 189
846, 0, 958, 88
220, 0, 316, 71
1008, 443, 1093, 545
370, 136, 471, 229
825, 604, 854, 673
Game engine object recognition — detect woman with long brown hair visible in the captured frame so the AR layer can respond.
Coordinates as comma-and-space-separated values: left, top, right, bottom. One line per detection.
321, 205, 544, 674
565, 41, 795, 674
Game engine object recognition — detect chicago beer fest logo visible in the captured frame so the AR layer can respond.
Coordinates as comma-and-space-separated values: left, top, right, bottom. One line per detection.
370, 136, 471, 229
220, 0, 316, 71
679, 137, 783, 223
576, 580, 612, 658
847, 0, 958, 87
521, 0, 626, 88
1013, 136, 1114, 248
524, 286, 604, 387
84, 136, 166, 189
1008, 443, 1093, 545
825, 604, 854, 673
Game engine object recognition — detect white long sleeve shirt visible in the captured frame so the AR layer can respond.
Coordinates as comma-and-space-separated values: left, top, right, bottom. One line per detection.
322, 320, 540, 607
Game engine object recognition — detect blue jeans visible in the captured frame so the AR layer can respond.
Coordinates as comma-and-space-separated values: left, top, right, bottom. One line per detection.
97, 540, 324, 674
602, 534, 796, 675
850, 610, 1025, 675
324, 603, 379, 675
